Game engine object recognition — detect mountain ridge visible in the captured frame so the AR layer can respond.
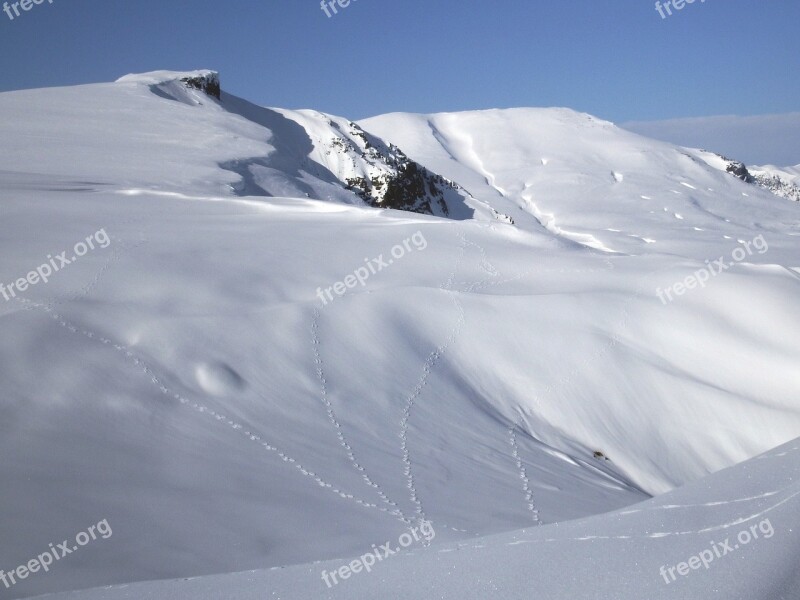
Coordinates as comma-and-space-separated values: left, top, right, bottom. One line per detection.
0, 70, 798, 599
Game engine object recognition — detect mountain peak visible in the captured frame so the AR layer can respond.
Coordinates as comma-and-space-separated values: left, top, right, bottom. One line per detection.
116, 69, 221, 99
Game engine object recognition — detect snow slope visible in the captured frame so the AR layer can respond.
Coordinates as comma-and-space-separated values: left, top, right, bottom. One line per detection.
1, 73, 799, 598
754, 164, 800, 182
687, 150, 800, 203
2, 70, 474, 218
361, 108, 800, 252
749, 164, 800, 203
35, 436, 800, 600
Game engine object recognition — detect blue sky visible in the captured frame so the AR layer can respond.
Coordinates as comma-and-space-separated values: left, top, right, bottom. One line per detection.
0, 0, 798, 123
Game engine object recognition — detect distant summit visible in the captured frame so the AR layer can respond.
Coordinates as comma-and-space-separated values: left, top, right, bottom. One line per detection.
114, 70, 473, 218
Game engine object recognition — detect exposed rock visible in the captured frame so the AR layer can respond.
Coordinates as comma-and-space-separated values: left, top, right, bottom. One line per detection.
725, 160, 754, 183
180, 72, 221, 99
333, 121, 459, 216
751, 172, 800, 202
714, 153, 799, 202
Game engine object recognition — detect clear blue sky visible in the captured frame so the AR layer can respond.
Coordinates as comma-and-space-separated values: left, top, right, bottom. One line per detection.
0, 0, 798, 122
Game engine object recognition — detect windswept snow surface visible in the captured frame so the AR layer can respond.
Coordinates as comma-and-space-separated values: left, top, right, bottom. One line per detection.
360, 109, 800, 250
36, 436, 800, 600
1, 75, 799, 598
753, 164, 800, 182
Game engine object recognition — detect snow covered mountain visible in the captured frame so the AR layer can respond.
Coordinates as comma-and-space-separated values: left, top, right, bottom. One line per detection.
749, 163, 800, 203
688, 151, 800, 203
360, 108, 800, 246
121, 71, 474, 218
1, 71, 798, 599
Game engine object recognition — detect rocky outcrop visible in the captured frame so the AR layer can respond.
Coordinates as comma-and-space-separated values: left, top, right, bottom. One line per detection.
725, 160, 754, 183
346, 159, 454, 216
715, 154, 799, 202
135, 71, 470, 218
750, 172, 800, 202
330, 120, 460, 216
180, 72, 221, 99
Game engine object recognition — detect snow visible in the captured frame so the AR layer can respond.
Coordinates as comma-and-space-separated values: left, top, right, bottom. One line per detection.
34, 436, 800, 599
115, 70, 219, 86
1, 72, 798, 599
752, 164, 800, 184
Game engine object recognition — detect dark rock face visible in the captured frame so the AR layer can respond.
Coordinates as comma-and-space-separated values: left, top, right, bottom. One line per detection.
334, 121, 459, 217
381, 163, 450, 215
347, 161, 453, 216
725, 160, 755, 183
714, 153, 799, 202
180, 73, 221, 99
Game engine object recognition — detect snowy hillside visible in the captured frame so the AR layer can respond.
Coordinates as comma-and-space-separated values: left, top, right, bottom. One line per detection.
2, 70, 473, 218
749, 164, 800, 202
1, 72, 799, 599
36, 436, 800, 600
688, 151, 800, 203
753, 163, 800, 183
361, 108, 800, 248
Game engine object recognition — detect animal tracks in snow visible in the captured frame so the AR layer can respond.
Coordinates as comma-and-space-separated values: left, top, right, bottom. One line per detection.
310, 308, 411, 523
508, 425, 542, 525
